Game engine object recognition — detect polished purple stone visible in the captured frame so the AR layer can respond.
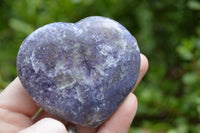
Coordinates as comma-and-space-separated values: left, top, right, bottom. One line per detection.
17, 16, 140, 127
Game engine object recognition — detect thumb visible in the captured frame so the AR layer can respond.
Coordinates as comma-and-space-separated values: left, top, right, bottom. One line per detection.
19, 118, 68, 133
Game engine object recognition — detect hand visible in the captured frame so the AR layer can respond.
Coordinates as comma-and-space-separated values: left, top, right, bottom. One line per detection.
0, 54, 148, 133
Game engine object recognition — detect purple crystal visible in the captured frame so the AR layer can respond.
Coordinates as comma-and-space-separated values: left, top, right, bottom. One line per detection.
17, 16, 140, 127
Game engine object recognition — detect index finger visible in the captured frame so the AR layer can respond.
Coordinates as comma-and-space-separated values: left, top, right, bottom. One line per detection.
0, 77, 39, 117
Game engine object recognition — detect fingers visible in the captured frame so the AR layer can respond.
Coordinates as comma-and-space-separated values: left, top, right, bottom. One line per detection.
32, 109, 53, 122
32, 109, 69, 126
0, 108, 33, 133
132, 54, 149, 91
97, 93, 138, 133
19, 118, 68, 133
0, 77, 39, 117
33, 109, 98, 133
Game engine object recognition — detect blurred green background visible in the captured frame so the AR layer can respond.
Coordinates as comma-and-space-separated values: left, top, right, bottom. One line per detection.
0, 0, 200, 132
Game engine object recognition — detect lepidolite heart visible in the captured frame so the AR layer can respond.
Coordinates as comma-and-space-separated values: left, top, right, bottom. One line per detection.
17, 16, 140, 127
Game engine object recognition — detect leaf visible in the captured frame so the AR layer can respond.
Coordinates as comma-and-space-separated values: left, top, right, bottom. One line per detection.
182, 72, 198, 85
176, 38, 195, 60
176, 46, 193, 60
188, 0, 200, 10
9, 18, 34, 35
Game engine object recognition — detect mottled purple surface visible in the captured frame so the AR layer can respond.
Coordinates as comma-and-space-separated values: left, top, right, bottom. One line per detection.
17, 16, 140, 127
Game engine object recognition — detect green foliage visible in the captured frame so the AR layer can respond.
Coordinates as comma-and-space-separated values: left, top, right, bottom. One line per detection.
0, 0, 200, 132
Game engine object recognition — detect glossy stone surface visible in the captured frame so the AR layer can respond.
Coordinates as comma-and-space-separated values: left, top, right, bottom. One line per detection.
17, 16, 140, 127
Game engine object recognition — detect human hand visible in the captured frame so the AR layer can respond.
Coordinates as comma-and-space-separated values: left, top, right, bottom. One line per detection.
0, 54, 148, 133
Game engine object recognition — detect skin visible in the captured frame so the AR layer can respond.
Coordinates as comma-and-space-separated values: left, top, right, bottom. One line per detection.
0, 54, 148, 133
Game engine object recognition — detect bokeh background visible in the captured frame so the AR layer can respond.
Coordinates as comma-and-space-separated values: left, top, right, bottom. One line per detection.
0, 0, 200, 132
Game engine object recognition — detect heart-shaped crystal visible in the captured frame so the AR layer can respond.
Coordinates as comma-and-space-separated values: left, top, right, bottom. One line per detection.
17, 16, 140, 127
